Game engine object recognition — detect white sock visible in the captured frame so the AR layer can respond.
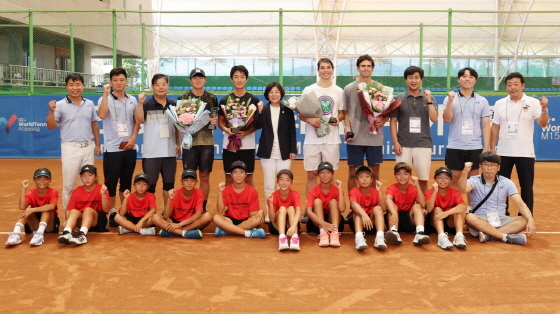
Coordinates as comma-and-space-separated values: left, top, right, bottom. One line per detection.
37, 222, 47, 233
80, 227, 89, 235
279, 233, 286, 239
244, 230, 251, 238
355, 232, 363, 239
109, 208, 116, 214
456, 232, 464, 237
13, 223, 24, 233
376, 231, 384, 238
416, 225, 425, 234
390, 225, 397, 232
291, 234, 299, 238
438, 232, 446, 237
502, 234, 508, 242
63, 227, 72, 233
319, 228, 325, 233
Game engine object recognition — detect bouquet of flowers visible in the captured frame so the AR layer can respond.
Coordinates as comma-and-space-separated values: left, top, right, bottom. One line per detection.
221, 96, 258, 150
357, 82, 402, 134
282, 93, 329, 137
166, 98, 210, 149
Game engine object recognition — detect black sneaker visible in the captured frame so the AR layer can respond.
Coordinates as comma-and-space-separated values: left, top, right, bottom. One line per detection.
109, 212, 118, 227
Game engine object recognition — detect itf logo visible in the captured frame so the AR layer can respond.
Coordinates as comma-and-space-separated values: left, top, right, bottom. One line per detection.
0, 114, 18, 134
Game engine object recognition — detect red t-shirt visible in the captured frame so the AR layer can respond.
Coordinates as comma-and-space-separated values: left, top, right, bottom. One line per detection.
67, 184, 110, 212
25, 187, 59, 216
170, 188, 204, 222
271, 189, 301, 213
306, 184, 340, 214
386, 183, 418, 211
222, 184, 260, 220
126, 192, 156, 218
425, 188, 464, 211
349, 187, 379, 215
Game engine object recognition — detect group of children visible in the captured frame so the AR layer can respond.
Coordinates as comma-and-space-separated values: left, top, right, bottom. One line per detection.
6, 152, 530, 251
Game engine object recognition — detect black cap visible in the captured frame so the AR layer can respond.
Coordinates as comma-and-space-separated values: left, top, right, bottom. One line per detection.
317, 162, 334, 172
276, 169, 293, 180
230, 160, 247, 172
189, 68, 206, 78
181, 169, 197, 180
354, 165, 373, 176
79, 165, 97, 175
394, 162, 412, 174
134, 173, 150, 184
33, 168, 51, 179
434, 167, 453, 178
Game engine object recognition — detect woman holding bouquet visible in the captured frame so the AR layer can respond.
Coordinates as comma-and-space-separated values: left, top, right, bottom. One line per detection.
254, 82, 297, 222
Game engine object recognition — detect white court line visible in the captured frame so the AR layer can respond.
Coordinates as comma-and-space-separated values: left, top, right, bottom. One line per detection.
1, 231, 560, 235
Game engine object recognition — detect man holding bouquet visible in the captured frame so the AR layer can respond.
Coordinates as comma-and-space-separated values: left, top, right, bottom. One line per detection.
300, 58, 345, 198
218, 65, 260, 187
177, 68, 218, 212
342, 55, 388, 191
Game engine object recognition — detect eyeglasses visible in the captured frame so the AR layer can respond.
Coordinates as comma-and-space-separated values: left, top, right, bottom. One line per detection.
481, 163, 499, 169
435, 176, 451, 181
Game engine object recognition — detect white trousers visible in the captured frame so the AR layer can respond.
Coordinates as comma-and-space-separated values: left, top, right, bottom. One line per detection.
61, 141, 95, 209
259, 158, 292, 199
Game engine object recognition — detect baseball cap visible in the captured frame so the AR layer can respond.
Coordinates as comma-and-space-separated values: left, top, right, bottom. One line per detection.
394, 162, 412, 174
33, 168, 52, 179
354, 165, 373, 176
276, 169, 293, 180
230, 160, 247, 172
181, 169, 197, 180
79, 165, 97, 175
189, 68, 206, 78
434, 167, 453, 178
317, 162, 334, 172
134, 173, 150, 184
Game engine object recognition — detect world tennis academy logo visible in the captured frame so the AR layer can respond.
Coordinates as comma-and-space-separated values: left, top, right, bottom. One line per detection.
0, 114, 17, 134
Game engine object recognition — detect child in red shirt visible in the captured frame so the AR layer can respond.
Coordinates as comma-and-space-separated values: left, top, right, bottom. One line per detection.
114, 173, 157, 236
58, 165, 111, 245
306, 162, 345, 247
5, 168, 59, 247
425, 167, 467, 249
213, 161, 266, 238
152, 169, 213, 239
385, 162, 430, 246
348, 166, 387, 251
266, 169, 301, 251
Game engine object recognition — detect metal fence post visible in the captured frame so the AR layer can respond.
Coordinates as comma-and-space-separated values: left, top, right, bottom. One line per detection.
112, 9, 117, 67
141, 22, 146, 91
70, 23, 75, 72
446, 8, 452, 91
28, 9, 34, 94
278, 8, 283, 85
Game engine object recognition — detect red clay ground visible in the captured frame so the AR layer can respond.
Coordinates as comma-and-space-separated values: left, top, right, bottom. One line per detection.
1, 159, 559, 313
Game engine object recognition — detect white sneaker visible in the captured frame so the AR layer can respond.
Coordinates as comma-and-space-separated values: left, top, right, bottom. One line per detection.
118, 226, 132, 235
5, 233, 22, 246
289, 236, 300, 251
355, 233, 368, 250
437, 233, 453, 250
68, 232, 87, 245
385, 230, 402, 245
374, 236, 387, 250
413, 233, 430, 246
139, 227, 156, 236
453, 234, 468, 249
29, 232, 44, 246
278, 236, 289, 251
58, 231, 73, 244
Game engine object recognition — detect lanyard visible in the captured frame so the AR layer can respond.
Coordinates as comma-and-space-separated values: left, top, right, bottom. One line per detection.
111, 93, 128, 123
506, 99, 523, 123
458, 93, 476, 120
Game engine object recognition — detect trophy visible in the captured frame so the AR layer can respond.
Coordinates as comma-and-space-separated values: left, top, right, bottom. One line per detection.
208, 106, 218, 130
328, 117, 338, 124
345, 132, 354, 140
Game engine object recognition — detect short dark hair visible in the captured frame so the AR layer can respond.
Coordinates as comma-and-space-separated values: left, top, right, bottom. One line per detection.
356, 55, 374, 68
479, 151, 501, 165
404, 66, 424, 80
458, 67, 478, 79
65, 73, 84, 85
109, 67, 128, 79
264, 82, 285, 101
230, 65, 249, 79
151, 73, 168, 85
505, 72, 524, 84
317, 58, 334, 69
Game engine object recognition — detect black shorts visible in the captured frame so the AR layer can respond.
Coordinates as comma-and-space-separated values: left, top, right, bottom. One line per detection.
396, 210, 416, 233
268, 221, 300, 235
89, 212, 108, 232
182, 145, 214, 173
142, 157, 177, 192
124, 213, 143, 225
223, 149, 255, 174
445, 148, 482, 171
306, 214, 344, 234
24, 212, 60, 234
229, 217, 249, 226
348, 214, 377, 235
103, 150, 137, 197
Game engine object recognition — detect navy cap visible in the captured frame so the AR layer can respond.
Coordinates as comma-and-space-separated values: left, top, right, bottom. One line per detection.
79, 165, 97, 175
134, 173, 150, 184
317, 162, 334, 172
189, 68, 206, 78
230, 160, 247, 172
434, 167, 453, 178
33, 168, 51, 179
181, 169, 197, 180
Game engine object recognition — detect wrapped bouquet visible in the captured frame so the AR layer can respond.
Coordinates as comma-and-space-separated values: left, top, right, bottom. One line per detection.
357, 82, 402, 134
166, 98, 210, 149
282, 93, 329, 137
221, 96, 258, 150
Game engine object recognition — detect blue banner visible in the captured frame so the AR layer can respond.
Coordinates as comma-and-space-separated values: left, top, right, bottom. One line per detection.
1, 94, 559, 160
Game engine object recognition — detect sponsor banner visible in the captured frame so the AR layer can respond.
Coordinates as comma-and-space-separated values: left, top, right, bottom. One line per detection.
0, 94, 558, 160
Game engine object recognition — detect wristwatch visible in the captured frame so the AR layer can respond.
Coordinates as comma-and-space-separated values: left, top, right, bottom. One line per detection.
427, 102, 434, 105
542, 109, 548, 114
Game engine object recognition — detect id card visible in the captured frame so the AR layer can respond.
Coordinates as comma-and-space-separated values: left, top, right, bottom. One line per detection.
117, 123, 129, 137
462, 120, 474, 135
507, 122, 518, 139
409, 117, 421, 133
486, 211, 502, 228
159, 119, 169, 138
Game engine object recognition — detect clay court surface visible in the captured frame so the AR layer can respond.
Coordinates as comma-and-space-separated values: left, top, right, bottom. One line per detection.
1, 158, 559, 313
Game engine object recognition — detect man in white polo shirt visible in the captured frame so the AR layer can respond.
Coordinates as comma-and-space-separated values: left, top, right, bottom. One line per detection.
46, 73, 101, 210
